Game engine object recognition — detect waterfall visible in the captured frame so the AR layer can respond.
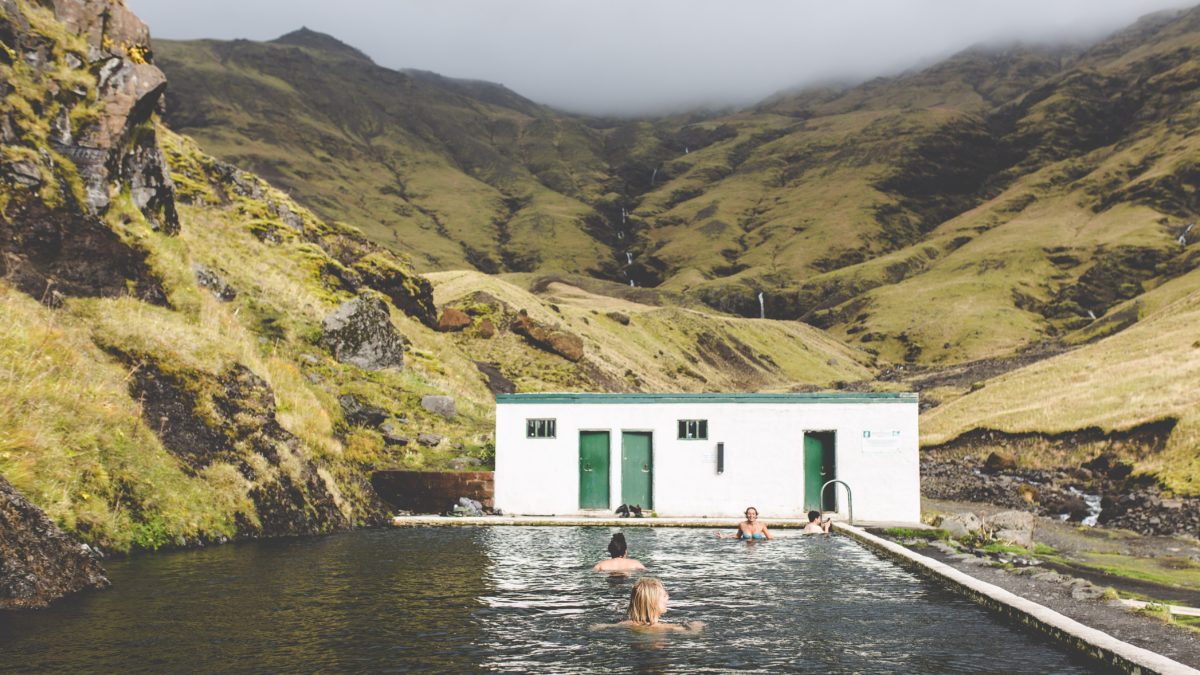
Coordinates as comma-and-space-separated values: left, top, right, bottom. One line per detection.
758, 292, 765, 319
626, 252, 633, 265
650, 168, 658, 184
629, 280, 635, 287
621, 208, 626, 224
617, 231, 624, 240
685, 147, 689, 154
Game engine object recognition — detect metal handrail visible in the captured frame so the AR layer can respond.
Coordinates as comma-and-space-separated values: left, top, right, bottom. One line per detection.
820, 480, 853, 525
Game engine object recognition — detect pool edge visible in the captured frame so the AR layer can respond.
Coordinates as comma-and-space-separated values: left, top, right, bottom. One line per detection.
833, 522, 1198, 675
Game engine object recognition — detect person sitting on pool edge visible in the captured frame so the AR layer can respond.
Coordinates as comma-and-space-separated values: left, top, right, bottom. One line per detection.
594, 577, 703, 632
803, 510, 832, 534
715, 506, 773, 540
593, 532, 646, 572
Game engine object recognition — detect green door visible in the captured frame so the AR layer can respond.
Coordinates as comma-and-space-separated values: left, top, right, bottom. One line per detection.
579, 431, 610, 509
621, 432, 653, 509
804, 432, 836, 511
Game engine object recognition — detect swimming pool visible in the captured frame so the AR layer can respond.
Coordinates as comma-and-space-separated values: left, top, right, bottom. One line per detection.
0, 527, 1096, 672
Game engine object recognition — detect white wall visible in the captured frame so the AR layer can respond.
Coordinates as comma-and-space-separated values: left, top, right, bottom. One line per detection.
494, 397, 920, 523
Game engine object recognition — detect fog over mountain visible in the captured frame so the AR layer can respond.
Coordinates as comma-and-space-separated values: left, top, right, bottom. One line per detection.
132, 0, 1192, 116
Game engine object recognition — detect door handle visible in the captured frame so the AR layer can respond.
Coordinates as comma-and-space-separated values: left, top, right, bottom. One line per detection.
583, 463, 592, 472
642, 464, 650, 472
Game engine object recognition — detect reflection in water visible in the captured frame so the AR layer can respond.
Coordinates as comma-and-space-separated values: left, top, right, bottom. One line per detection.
0, 527, 1095, 672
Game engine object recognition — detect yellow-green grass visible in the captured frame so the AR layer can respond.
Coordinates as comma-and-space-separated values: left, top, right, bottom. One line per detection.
1048, 552, 1200, 591
428, 270, 874, 392
0, 286, 247, 551
921, 265, 1200, 493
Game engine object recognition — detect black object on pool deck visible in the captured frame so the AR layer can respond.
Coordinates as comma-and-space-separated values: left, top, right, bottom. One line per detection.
0, 527, 1099, 672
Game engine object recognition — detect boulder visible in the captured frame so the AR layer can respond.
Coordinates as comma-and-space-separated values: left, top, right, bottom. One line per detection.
933, 512, 981, 538
193, 263, 237, 301
1041, 491, 1090, 521
475, 318, 496, 339
511, 310, 584, 362
436, 307, 472, 332
994, 528, 1033, 548
988, 510, 1036, 547
319, 295, 406, 370
983, 451, 1017, 473
417, 433, 443, 447
1071, 583, 1105, 601
606, 311, 631, 325
987, 510, 1036, 531
421, 395, 456, 419
0, 475, 110, 609
338, 394, 388, 428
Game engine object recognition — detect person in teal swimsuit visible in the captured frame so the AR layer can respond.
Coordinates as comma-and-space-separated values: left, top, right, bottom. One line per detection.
716, 506, 773, 540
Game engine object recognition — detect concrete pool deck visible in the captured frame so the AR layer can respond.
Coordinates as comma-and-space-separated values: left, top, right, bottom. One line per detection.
392, 515, 1198, 674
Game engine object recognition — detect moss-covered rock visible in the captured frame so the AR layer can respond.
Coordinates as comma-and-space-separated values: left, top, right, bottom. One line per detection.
320, 294, 407, 370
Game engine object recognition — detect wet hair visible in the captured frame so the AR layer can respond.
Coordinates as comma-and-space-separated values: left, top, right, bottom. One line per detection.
607, 532, 628, 558
808, 510, 821, 523
626, 577, 667, 624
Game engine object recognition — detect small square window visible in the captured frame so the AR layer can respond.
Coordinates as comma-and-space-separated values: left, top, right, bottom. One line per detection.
526, 418, 556, 438
677, 419, 707, 440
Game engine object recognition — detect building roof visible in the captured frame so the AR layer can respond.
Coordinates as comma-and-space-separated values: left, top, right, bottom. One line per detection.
495, 392, 917, 405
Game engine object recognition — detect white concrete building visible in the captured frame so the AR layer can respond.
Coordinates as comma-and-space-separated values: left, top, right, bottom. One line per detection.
494, 393, 920, 523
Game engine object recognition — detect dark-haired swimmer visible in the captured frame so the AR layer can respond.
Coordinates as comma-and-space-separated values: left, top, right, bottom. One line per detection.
803, 510, 832, 534
593, 532, 646, 572
715, 506, 773, 540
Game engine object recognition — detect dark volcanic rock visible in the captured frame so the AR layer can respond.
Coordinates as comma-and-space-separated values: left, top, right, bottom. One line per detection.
121, 355, 363, 537
474, 361, 516, 394
193, 263, 237, 301
0, 200, 168, 306
606, 311, 631, 325
338, 394, 389, 428
320, 295, 406, 370
0, 475, 109, 609
984, 450, 1017, 473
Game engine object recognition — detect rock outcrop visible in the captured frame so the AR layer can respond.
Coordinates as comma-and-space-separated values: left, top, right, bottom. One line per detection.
1, 0, 178, 304
511, 310, 584, 362
1, 475, 109, 609
436, 307, 471, 332
320, 294, 406, 370
123, 356, 366, 537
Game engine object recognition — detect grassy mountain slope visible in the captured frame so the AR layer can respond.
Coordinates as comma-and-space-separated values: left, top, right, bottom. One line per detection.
1, 0, 868, 555
921, 263, 1200, 493
155, 8, 1199, 369
156, 30, 616, 274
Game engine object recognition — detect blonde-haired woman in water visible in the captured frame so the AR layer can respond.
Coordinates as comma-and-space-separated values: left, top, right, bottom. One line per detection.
611, 578, 703, 632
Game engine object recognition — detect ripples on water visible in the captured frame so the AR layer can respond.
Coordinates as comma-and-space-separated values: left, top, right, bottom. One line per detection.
0, 527, 1095, 673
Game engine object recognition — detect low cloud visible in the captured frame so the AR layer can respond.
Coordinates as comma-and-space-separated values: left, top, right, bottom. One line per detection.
129, 0, 1193, 116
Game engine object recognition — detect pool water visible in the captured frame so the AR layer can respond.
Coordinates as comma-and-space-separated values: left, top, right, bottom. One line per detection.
0, 527, 1097, 672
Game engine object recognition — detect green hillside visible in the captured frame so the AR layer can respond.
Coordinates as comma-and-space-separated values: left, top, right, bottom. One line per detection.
156, 9, 1200, 368
3, 0, 1200, 568
155, 31, 618, 274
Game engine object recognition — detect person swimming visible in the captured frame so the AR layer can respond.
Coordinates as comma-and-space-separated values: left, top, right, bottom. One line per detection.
593, 577, 704, 632
593, 532, 646, 572
803, 510, 832, 534
715, 506, 773, 540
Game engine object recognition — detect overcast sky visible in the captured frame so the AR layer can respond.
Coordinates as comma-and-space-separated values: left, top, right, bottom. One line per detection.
127, 0, 1192, 116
